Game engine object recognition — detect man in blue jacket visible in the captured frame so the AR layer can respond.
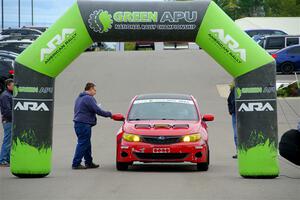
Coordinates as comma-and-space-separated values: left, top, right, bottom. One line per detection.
227, 83, 237, 159
0, 79, 14, 167
72, 82, 115, 169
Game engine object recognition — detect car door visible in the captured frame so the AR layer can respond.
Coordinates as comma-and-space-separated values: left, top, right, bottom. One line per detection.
287, 46, 300, 70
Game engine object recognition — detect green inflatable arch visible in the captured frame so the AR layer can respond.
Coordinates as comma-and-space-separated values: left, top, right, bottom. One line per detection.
11, 0, 279, 178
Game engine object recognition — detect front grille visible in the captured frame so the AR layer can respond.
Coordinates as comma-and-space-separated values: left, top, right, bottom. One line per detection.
141, 136, 181, 145
134, 153, 188, 160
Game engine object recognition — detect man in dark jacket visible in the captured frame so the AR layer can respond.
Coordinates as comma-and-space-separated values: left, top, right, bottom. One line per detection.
0, 79, 14, 167
72, 82, 113, 169
227, 84, 237, 159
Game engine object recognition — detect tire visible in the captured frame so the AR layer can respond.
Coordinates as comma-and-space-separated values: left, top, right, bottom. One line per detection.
151, 44, 155, 50
197, 146, 209, 171
116, 162, 130, 171
281, 62, 295, 74
197, 162, 209, 171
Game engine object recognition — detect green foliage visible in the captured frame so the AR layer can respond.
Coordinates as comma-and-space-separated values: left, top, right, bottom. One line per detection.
277, 81, 300, 97
213, 0, 300, 19
124, 42, 136, 51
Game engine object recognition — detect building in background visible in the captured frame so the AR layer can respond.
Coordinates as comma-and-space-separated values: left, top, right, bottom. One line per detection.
235, 17, 300, 35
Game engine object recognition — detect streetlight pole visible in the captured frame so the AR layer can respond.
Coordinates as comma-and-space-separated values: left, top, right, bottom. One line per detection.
18, 0, 20, 27
31, 0, 33, 26
1, 0, 4, 30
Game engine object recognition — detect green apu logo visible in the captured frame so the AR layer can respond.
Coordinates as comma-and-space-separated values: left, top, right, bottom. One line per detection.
13, 86, 53, 97
88, 10, 113, 33
235, 87, 275, 99
236, 87, 262, 99
88, 10, 197, 33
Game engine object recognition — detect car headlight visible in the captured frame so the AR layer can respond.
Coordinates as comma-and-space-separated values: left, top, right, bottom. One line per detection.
122, 133, 141, 142
181, 133, 201, 142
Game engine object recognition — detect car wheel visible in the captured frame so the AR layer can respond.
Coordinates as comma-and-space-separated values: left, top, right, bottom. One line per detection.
197, 147, 209, 171
116, 162, 131, 171
281, 62, 295, 74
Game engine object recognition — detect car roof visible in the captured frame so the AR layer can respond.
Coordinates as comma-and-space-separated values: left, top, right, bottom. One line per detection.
135, 93, 193, 100
276, 44, 300, 53
245, 29, 285, 32
263, 35, 300, 38
0, 35, 38, 41
0, 50, 19, 56
0, 40, 33, 43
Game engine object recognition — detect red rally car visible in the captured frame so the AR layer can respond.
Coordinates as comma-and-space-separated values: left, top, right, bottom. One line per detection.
115, 94, 214, 171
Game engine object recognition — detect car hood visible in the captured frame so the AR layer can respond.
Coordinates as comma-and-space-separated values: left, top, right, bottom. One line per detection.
123, 120, 203, 136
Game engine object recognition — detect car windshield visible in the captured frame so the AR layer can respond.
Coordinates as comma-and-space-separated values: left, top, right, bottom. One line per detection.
128, 99, 199, 121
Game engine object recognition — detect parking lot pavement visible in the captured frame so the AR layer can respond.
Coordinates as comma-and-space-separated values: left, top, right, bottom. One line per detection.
0, 50, 299, 200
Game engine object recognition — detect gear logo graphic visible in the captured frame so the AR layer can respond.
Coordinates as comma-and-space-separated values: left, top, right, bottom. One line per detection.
88, 10, 113, 33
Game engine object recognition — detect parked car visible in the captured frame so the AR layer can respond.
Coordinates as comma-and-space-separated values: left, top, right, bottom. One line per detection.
0, 34, 38, 42
0, 40, 32, 54
135, 41, 155, 50
115, 93, 214, 171
258, 35, 300, 53
0, 50, 17, 94
22, 26, 48, 33
271, 45, 300, 74
164, 42, 189, 50
0, 27, 42, 36
245, 29, 287, 38
0, 27, 42, 41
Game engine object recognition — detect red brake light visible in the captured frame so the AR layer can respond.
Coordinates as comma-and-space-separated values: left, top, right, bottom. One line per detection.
272, 54, 277, 59
9, 70, 14, 75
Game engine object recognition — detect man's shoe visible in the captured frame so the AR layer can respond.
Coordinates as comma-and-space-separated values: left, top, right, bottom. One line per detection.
232, 154, 238, 159
72, 164, 87, 170
0, 162, 10, 167
86, 163, 99, 169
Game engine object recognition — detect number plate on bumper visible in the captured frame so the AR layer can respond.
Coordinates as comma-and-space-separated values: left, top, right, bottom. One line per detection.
152, 147, 171, 153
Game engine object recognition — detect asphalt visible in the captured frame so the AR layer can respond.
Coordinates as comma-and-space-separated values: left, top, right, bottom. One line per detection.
0, 50, 299, 200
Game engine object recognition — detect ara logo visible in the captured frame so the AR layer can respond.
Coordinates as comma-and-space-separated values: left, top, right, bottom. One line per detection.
14, 101, 50, 112
210, 29, 246, 62
40, 28, 75, 62
238, 102, 274, 112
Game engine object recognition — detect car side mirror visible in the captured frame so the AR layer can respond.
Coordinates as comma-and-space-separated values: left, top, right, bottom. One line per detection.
112, 113, 125, 121
202, 114, 214, 122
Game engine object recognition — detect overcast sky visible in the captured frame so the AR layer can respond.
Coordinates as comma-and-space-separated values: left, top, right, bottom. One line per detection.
0, 0, 166, 28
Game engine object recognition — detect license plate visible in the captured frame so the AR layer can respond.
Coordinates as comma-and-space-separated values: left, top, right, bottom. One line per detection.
152, 147, 170, 153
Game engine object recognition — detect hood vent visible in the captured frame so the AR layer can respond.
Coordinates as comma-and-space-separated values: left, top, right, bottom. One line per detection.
135, 124, 151, 129
173, 124, 189, 129
153, 124, 172, 129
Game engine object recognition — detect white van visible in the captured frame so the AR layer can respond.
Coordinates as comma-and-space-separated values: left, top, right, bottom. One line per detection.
258, 35, 300, 53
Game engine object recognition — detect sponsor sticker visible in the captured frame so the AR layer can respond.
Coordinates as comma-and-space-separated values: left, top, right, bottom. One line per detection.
40, 28, 77, 64
236, 86, 276, 99
208, 29, 246, 63
14, 101, 50, 112
14, 86, 54, 97
88, 9, 198, 33
133, 99, 194, 105
238, 102, 274, 112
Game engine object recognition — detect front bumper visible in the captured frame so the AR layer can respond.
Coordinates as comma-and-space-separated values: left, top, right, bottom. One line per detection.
117, 140, 208, 163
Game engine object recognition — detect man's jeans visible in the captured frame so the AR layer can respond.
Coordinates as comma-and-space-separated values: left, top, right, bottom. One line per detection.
0, 122, 12, 164
72, 122, 93, 167
231, 113, 238, 150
